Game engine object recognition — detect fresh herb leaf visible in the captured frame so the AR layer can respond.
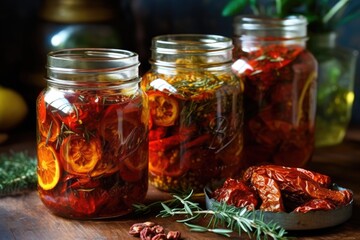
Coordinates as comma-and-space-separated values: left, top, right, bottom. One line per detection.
222, 0, 360, 32
135, 189, 287, 239
0, 151, 37, 197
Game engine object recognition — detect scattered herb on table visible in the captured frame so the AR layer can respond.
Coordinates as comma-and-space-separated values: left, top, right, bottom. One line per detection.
0, 151, 37, 197
134, 190, 287, 239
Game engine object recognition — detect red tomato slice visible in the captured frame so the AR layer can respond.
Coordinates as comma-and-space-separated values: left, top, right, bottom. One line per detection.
60, 135, 102, 175
37, 91, 47, 124
57, 92, 103, 132
98, 101, 147, 177
148, 91, 179, 127
119, 157, 147, 182
61, 103, 89, 131
100, 104, 140, 144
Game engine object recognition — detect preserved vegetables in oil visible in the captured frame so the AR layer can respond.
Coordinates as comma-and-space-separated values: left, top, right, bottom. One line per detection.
36, 49, 148, 219
142, 35, 244, 192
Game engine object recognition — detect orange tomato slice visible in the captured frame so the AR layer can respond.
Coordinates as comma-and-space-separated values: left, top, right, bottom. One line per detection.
60, 135, 102, 175
148, 91, 179, 127
90, 155, 119, 177
37, 142, 61, 190
38, 114, 60, 143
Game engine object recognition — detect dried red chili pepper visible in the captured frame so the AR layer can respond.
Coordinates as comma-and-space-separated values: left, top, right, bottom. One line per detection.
149, 133, 190, 152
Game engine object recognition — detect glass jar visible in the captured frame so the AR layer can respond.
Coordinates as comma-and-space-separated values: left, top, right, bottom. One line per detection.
308, 32, 358, 147
36, 48, 148, 219
21, 0, 124, 129
232, 16, 317, 167
141, 34, 244, 192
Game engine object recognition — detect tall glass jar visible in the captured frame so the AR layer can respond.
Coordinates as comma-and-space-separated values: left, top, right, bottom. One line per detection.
141, 34, 244, 192
232, 16, 317, 167
36, 48, 148, 219
308, 32, 358, 147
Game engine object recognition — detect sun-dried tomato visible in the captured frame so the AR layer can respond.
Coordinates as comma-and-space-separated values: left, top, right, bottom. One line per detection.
293, 199, 336, 213
243, 165, 331, 188
37, 88, 148, 219
216, 165, 353, 213
234, 41, 317, 168
250, 172, 285, 212
142, 56, 244, 192
244, 165, 351, 206
213, 178, 258, 210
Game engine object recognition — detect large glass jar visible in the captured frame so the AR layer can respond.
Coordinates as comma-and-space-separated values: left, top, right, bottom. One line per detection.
141, 34, 244, 192
232, 16, 317, 167
308, 32, 358, 147
36, 49, 148, 219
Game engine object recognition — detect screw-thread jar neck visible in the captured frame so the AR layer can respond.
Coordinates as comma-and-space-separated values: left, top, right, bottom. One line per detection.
234, 15, 308, 44
150, 34, 234, 71
46, 48, 140, 89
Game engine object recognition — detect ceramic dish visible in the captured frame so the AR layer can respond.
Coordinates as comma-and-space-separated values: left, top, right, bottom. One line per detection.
204, 184, 353, 230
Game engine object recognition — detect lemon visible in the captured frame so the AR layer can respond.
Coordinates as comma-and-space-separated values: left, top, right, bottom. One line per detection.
0, 86, 28, 130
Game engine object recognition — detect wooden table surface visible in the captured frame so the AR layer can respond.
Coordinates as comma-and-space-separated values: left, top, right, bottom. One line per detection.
1, 127, 359, 240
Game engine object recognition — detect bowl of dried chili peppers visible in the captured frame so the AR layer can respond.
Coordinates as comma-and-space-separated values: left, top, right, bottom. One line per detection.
205, 165, 353, 230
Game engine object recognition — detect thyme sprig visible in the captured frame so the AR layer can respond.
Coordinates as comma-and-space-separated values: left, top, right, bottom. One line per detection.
135, 190, 287, 239
0, 151, 37, 197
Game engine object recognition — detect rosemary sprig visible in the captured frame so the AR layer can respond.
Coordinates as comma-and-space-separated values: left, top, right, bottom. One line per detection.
0, 151, 37, 197
133, 190, 204, 215
136, 190, 287, 239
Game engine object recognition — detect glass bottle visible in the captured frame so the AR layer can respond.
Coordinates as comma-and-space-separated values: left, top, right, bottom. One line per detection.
141, 34, 244, 192
36, 48, 148, 219
308, 32, 358, 147
24, 0, 123, 89
232, 16, 317, 167
22, 0, 124, 128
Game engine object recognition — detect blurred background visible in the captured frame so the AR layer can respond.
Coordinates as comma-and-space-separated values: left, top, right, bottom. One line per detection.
0, 0, 359, 134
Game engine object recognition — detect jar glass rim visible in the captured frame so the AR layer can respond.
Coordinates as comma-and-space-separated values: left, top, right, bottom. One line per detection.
233, 15, 307, 39
151, 34, 233, 53
47, 48, 139, 72
234, 15, 307, 28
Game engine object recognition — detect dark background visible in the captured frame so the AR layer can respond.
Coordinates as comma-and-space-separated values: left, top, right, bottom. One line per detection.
0, 0, 359, 129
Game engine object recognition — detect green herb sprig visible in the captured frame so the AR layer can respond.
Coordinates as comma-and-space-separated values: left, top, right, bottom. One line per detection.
135, 190, 287, 239
222, 0, 360, 33
133, 190, 205, 215
0, 151, 37, 197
